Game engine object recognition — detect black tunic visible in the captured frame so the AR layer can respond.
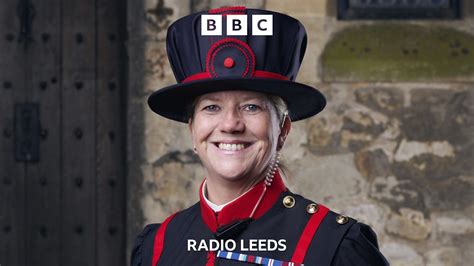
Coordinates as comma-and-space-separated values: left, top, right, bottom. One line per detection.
131, 173, 388, 266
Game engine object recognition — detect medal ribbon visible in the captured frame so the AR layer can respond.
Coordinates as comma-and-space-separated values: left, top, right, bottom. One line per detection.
217, 250, 304, 266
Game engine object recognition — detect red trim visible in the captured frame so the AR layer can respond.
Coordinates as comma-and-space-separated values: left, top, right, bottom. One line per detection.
182, 72, 211, 82
290, 205, 330, 263
206, 251, 216, 266
182, 70, 288, 83
210, 43, 251, 77
199, 170, 287, 232
151, 213, 177, 266
205, 38, 255, 78
209, 6, 246, 14
254, 70, 288, 80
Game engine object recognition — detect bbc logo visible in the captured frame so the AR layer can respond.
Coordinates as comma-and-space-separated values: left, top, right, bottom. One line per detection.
201, 14, 273, 36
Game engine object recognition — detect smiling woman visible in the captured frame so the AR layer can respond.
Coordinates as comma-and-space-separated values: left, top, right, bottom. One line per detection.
131, 6, 388, 266
189, 91, 289, 205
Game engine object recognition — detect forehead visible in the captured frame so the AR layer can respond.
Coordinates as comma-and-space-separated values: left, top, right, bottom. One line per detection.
195, 90, 268, 103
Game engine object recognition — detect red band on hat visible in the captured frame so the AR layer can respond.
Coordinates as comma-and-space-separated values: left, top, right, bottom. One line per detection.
253, 70, 289, 80
182, 70, 289, 83
182, 72, 212, 82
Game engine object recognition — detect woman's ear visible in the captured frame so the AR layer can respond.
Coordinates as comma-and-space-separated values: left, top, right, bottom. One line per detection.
277, 114, 291, 151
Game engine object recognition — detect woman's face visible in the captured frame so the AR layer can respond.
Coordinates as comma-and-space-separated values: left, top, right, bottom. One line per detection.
189, 90, 285, 183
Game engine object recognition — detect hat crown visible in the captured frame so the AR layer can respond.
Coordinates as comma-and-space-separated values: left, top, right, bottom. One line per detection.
166, 7, 308, 83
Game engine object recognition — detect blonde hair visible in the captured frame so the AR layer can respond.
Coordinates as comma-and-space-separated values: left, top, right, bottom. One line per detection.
267, 94, 289, 127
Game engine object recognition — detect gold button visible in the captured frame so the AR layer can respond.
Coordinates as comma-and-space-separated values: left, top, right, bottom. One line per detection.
306, 203, 319, 214
282, 196, 295, 208
336, 215, 349, 225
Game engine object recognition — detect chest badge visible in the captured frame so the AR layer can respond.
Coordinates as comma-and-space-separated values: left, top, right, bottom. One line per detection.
217, 250, 304, 265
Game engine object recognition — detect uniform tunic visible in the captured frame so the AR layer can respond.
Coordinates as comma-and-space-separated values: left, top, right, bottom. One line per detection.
131, 172, 388, 265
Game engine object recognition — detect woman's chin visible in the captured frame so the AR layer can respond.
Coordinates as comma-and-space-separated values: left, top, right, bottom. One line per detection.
212, 167, 251, 182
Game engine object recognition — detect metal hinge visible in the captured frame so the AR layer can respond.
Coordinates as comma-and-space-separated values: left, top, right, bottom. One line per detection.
17, 0, 35, 49
15, 103, 40, 162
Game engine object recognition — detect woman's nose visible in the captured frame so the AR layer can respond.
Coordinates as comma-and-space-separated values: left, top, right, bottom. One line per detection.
219, 109, 245, 133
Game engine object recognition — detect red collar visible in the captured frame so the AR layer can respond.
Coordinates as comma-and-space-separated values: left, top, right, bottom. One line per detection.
199, 170, 287, 232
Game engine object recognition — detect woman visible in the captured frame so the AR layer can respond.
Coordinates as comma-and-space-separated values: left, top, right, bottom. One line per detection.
132, 6, 388, 266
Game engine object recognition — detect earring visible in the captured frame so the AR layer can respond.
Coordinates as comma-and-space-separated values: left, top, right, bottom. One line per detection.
193, 146, 198, 154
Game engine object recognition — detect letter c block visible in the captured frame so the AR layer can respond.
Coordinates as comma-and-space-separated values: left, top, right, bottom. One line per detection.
252, 15, 273, 36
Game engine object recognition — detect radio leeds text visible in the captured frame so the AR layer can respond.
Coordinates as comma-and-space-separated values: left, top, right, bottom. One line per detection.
188, 238, 286, 252
201, 14, 273, 36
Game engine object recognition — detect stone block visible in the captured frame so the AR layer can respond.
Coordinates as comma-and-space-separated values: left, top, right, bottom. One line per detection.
210, 0, 264, 9
144, 112, 191, 162
355, 148, 391, 181
369, 175, 425, 213
385, 208, 432, 241
434, 214, 474, 235
142, 40, 176, 92
288, 153, 369, 209
426, 247, 463, 266
344, 203, 387, 238
322, 25, 474, 82
265, 0, 328, 16
354, 87, 405, 114
294, 15, 328, 83
141, 151, 204, 223
380, 242, 423, 266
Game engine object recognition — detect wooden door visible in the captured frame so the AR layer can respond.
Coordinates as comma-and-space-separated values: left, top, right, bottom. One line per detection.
0, 0, 126, 265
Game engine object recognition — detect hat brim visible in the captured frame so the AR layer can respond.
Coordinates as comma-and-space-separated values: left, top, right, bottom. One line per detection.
148, 77, 326, 123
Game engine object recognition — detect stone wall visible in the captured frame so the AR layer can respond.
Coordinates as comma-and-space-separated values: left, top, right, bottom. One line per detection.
126, 0, 474, 264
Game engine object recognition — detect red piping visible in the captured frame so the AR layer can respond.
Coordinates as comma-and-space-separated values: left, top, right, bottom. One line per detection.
290, 205, 330, 263
151, 213, 177, 266
205, 38, 255, 78
209, 6, 246, 14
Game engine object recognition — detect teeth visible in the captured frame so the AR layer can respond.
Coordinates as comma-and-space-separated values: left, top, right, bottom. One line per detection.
218, 143, 245, 151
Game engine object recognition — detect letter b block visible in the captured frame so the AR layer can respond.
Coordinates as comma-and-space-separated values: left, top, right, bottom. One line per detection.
227, 15, 247, 36
201, 15, 222, 36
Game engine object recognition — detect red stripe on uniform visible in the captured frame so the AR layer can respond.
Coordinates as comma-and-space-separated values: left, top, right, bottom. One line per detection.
206, 251, 216, 266
290, 205, 329, 264
151, 213, 177, 266
248, 255, 255, 262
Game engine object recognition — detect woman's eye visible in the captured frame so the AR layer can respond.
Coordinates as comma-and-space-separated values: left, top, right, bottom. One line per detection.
243, 104, 262, 112
203, 105, 220, 112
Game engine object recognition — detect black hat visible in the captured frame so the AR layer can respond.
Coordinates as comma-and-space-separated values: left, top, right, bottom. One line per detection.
148, 6, 326, 123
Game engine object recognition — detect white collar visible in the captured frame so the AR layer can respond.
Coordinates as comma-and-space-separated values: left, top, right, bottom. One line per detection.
202, 179, 254, 212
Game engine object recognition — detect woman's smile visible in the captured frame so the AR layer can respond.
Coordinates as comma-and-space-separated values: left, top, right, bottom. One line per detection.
212, 141, 253, 154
